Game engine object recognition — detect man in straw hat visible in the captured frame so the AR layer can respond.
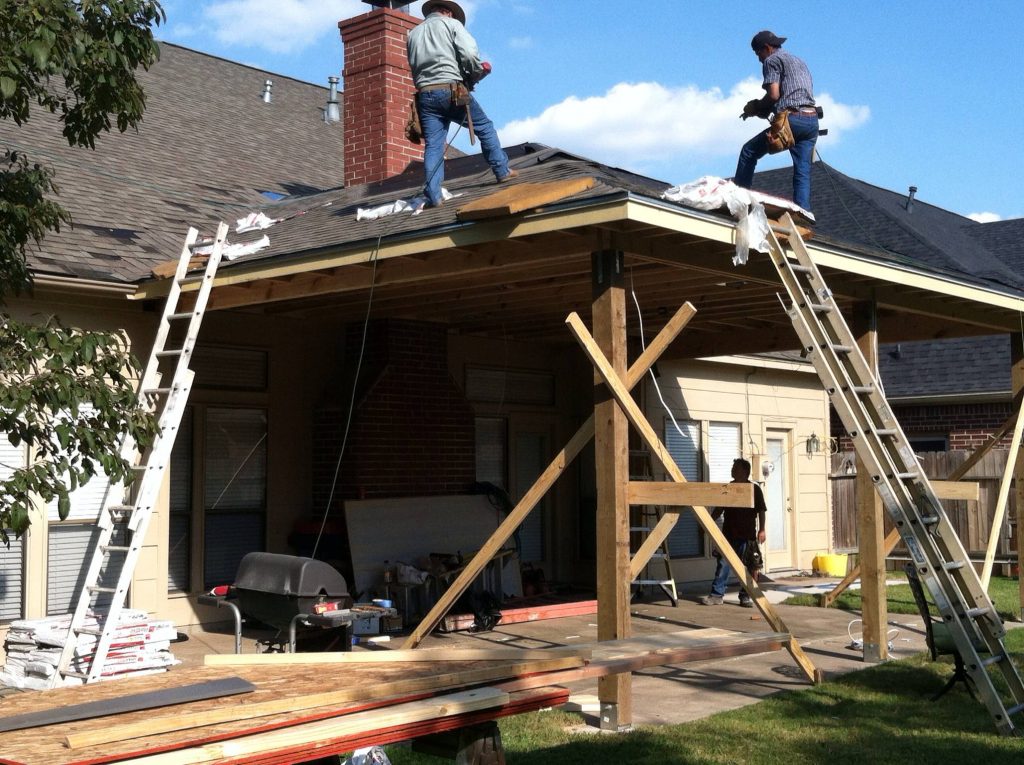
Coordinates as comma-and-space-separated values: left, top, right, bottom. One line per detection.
407, 0, 516, 208
734, 30, 819, 212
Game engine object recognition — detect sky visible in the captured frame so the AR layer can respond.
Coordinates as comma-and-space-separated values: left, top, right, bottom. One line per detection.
158, 0, 1024, 222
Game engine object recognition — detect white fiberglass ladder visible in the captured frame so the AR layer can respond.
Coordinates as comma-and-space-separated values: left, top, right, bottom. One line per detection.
767, 213, 1024, 736
629, 449, 679, 606
50, 223, 227, 685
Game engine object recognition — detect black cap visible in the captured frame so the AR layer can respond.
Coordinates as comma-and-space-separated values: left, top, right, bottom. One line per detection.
751, 30, 787, 51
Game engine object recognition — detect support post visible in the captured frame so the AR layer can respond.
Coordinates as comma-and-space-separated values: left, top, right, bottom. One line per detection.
1013, 334, 1024, 614
853, 301, 888, 662
591, 249, 631, 731
982, 392, 1024, 587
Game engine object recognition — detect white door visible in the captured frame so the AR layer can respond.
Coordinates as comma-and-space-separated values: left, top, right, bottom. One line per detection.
765, 435, 792, 571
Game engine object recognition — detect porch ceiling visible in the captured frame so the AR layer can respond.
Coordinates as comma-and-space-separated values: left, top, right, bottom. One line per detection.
141, 200, 1024, 359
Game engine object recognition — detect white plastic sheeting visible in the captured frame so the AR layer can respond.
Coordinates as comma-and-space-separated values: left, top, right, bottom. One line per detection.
661, 176, 812, 265
356, 188, 459, 221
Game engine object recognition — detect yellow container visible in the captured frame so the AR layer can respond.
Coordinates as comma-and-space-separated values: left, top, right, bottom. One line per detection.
814, 553, 848, 577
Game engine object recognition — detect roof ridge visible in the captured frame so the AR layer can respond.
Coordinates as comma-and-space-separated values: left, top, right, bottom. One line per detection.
157, 40, 330, 91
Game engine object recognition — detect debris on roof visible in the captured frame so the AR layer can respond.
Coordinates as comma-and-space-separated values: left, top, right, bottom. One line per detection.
456, 177, 596, 221
356, 188, 457, 220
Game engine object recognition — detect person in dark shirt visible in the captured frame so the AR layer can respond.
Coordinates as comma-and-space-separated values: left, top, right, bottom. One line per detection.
700, 457, 767, 607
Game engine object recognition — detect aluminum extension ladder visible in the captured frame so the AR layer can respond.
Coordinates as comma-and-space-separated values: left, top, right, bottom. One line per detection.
766, 213, 1024, 736
628, 449, 679, 606
50, 224, 227, 685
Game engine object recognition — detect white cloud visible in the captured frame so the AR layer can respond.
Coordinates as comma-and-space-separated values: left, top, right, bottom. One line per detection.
968, 212, 1002, 223
498, 78, 870, 170
508, 35, 533, 49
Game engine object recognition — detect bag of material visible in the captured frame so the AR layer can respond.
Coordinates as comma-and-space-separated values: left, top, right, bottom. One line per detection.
766, 111, 794, 154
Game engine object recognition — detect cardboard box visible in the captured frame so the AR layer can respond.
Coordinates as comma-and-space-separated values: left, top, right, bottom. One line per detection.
381, 614, 403, 633
352, 615, 381, 636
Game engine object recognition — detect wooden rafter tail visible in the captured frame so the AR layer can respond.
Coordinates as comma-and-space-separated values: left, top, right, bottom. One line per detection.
565, 311, 819, 684
401, 302, 697, 649
820, 407, 1019, 608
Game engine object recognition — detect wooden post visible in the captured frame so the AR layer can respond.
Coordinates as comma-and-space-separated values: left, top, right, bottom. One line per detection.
591, 249, 631, 730
982, 393, 1024, 587
1012, 334, 1024, 614
853, 301, 888, 662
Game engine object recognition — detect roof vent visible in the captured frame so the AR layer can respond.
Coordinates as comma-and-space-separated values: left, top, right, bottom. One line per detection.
905, 185, 917, 212
325, 76, 341, 123
262, 79, 273, 104
362, 1, 412, 9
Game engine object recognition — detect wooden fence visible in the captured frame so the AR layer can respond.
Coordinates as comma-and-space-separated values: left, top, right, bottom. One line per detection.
830, 451, 1019, 564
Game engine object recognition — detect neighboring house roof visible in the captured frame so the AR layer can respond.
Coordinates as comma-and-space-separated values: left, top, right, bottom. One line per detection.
752, 164, 1024, 293
0, 42, 345, 283
965, 218, 1024, 274
878, 335, 1010, 400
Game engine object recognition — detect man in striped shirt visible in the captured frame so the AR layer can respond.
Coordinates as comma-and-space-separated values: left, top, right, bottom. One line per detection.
734, 30, 819, 212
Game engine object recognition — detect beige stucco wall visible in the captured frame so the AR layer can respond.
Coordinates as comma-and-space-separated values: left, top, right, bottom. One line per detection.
645, 356, 833, 582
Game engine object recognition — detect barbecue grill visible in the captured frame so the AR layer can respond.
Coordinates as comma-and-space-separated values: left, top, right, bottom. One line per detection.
199, 552, 354, 652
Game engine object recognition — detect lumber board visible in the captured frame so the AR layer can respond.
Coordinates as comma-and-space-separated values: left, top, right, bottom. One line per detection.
0, 677, 255, 734
456, 177, 596, 220
402, 301, 698, 649
203, 646, 589, 667
495, 628, 788, 693
566, 311, 819, 684
150, 254, 208, 279
63, 656, 582, 751
930, 480, 980, 501
627, 481, 754, 508
108, 688, 511, 765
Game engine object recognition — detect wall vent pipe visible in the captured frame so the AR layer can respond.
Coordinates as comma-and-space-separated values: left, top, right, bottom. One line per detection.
906, 185, 917, 212
262, 79, 273, 103
325, 76, 341, 123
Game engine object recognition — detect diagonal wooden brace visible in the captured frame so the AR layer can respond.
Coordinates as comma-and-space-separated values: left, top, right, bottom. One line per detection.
566, 311, 820, 684
402, 303, 697, 649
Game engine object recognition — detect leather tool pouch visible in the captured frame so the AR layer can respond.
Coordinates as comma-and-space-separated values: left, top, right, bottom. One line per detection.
404, 96, 422, 144
766, 111, 795, 154
452, 82, 471, 107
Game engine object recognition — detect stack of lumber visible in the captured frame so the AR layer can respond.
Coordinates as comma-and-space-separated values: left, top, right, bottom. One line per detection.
1, 610, 179, 690
0, 627, 787, 765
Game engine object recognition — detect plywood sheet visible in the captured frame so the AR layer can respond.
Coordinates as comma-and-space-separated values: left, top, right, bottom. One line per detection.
456, 178, 597, 221
344, 495, 519, 597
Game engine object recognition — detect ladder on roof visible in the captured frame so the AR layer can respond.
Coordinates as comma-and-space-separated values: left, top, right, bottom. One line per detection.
49, 224, 227, 686
629, 449, 679, 606
767, 213, 1024, 737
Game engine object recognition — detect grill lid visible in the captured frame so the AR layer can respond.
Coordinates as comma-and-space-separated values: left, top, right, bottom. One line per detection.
233, 552, 350, 598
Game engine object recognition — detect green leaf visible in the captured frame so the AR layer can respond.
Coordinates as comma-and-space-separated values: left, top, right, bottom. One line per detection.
57, 491, 70, 520
0, 76, 15, 100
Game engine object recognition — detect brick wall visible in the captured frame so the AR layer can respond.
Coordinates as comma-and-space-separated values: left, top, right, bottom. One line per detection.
339, 8, 422, 186
313, 319, 476, 511
831, 400, 1013, 451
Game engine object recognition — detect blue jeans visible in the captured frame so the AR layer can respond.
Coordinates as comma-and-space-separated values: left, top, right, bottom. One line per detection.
418, 88, 510, 206
734, 113, 819, 211
711, 538, 749, 597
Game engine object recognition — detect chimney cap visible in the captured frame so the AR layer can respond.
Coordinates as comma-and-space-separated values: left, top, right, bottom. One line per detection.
361, 1, 412, 10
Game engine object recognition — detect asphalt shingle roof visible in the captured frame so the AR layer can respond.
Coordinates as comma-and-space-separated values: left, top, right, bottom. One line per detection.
1, 42, 345, 282
878, 335, 1010, 398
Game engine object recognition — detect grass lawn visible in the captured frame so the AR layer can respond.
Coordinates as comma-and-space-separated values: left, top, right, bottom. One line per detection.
384, 607, 1024, 764
781, 573, 1023, 622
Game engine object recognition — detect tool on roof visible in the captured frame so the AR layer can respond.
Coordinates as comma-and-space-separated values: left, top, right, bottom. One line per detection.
49, 224, 226, 686
767, 213, 1024, 736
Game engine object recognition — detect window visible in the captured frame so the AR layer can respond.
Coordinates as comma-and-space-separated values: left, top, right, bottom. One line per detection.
465, 367, 555, 406
168, 409, 193, 593
0, 438, 26, 621
203, 408, 267, 589
664, 420, 703, 557
708, 422, 741, 481
191, 346, 268, 391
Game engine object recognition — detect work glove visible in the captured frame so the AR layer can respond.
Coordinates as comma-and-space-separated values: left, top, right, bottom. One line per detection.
741, 98, 766, 120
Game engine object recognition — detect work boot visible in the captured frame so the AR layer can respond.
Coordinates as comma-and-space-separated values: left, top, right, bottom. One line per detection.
699, 594, 723, 606
498, 169, 519, 183
739, 596, 754, 608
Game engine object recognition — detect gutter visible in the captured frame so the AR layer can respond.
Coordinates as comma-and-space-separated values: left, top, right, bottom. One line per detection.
30, 273, 135, 298
885, 390, 1010, 406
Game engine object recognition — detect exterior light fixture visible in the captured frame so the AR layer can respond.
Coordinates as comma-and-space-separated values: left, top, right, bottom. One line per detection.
806, 433, 821, 455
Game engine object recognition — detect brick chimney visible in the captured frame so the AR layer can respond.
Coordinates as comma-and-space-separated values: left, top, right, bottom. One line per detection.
339, 3, 422, 187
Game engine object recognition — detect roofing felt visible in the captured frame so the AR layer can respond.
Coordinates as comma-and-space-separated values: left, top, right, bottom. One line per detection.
877, 334, 1010, 398
0, 42, 345, 282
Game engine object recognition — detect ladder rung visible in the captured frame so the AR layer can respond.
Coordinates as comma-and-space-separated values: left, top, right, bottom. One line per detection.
920, 514, 940, 525
167, 311, 196, 321
108, 505, 133, 518
981, 654, 1006, 668
891, 471, 918, 480
630, 526, 652, 533
789, 263, 812, 273
633, 579, 674, 586
850, 385, 874, 394
143, 387, 173, 397
88, 585, 117, 595
874, 428, 898, 436
156, 349, 186, 359
1005, 701, 1024, 717
943, 560, 965, 571
808, 303, 832, 313
649, 552, 669, 560
102, 545, 131, 553
829, 344, 853, 353
966, 606, 991, 619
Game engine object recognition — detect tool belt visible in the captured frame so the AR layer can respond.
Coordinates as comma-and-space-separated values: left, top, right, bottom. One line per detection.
417, 81, 472, 106
404, 96, 422, 144
766, 110, 795, 154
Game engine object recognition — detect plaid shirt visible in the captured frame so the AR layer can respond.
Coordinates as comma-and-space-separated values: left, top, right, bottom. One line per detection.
762, 48, 815, 112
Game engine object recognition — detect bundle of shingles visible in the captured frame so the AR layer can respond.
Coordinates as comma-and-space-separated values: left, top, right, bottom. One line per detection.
0, 609, 179, 690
